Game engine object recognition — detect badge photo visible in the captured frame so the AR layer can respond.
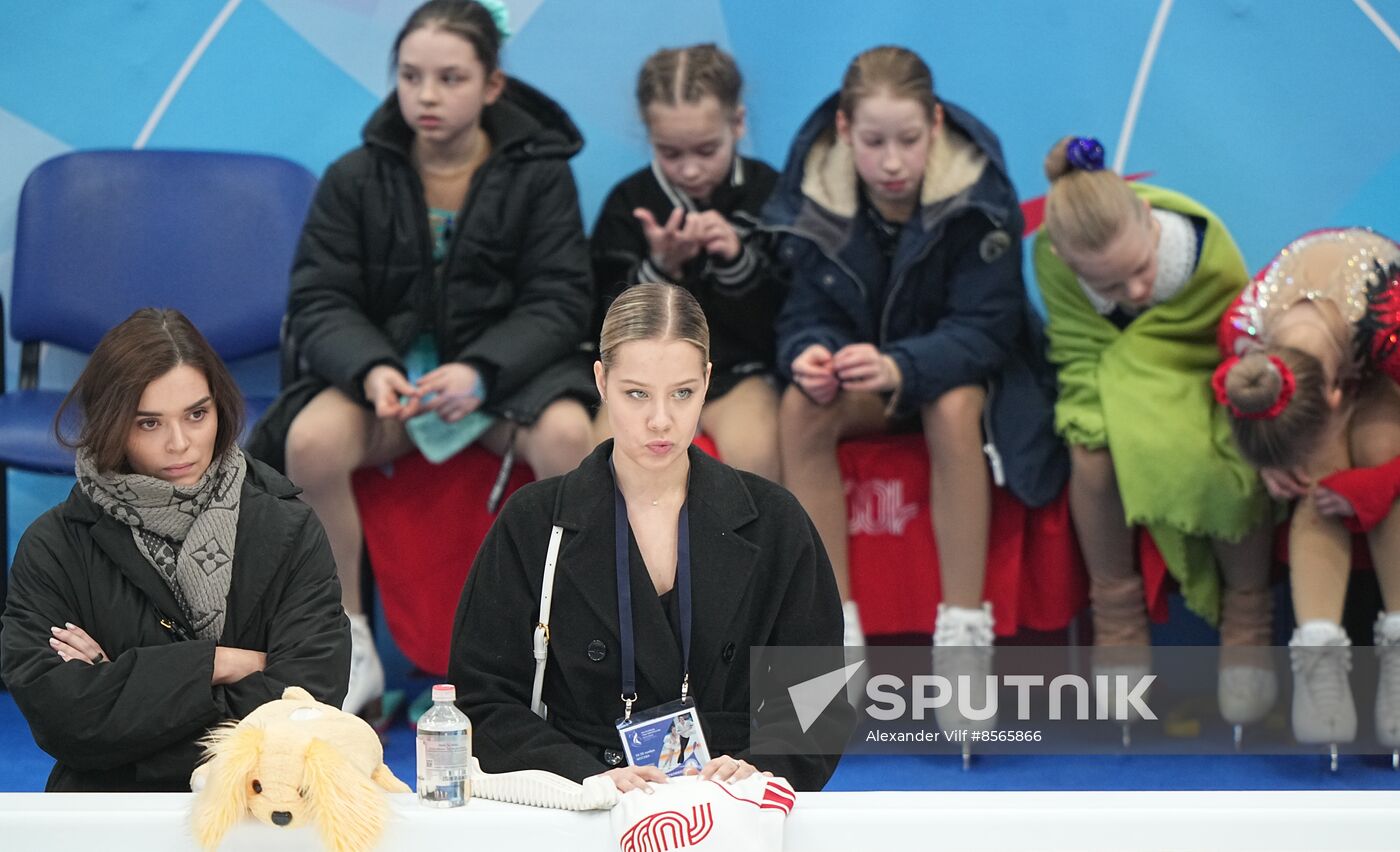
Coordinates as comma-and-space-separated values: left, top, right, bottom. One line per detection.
617, 700, 711, 778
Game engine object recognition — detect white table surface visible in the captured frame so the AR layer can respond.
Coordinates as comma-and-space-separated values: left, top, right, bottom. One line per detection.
2, 790, 1398, 851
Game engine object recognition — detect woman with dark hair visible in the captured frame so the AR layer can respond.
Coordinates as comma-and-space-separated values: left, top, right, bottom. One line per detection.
1, 308, 349, 792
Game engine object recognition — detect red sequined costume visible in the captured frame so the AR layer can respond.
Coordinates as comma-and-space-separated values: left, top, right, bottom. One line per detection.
1219, 228, 1400, 532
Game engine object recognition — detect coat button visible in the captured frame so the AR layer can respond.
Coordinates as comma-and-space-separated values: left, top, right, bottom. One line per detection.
821, 274, 835, 287
587, 640, 608, 662
603, 749, 625, 767
721, 642, 736, 663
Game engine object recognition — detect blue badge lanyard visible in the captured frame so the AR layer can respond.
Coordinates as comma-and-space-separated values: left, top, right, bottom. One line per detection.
614, 482, 692, 721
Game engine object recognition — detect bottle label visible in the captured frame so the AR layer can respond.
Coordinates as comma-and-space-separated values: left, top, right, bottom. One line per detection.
419, 729, 470, 781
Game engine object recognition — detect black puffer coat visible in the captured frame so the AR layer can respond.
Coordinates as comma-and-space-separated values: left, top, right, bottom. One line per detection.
248, 79, 595, 471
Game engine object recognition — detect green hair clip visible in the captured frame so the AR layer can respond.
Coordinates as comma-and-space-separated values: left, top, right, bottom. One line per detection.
477, 0, 513, 42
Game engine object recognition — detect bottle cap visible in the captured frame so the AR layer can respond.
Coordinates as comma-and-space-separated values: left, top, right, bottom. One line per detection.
433, 683, 457, 702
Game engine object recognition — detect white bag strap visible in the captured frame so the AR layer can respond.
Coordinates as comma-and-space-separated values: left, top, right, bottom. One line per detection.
531, 524, 564, 719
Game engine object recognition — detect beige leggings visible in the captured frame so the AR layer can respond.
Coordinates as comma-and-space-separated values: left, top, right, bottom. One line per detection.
1290, 375, 1400, 623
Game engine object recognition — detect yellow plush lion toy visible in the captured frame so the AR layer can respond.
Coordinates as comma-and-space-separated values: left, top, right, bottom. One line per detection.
190, 686, 411, 852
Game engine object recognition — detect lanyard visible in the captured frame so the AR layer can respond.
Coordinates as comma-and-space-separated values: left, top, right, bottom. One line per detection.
614, 481, 692, 720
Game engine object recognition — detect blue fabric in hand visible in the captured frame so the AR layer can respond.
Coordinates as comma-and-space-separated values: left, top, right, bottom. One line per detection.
402, 334, 496, 464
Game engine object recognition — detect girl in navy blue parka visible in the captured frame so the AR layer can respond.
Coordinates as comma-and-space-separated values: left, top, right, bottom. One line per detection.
767, 47, 1066, 662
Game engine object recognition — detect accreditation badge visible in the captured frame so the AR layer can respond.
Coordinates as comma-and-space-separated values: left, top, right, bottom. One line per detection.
616, 698, 711, 778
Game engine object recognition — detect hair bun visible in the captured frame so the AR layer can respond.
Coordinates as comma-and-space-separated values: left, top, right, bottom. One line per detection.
1226, 353, 1282, 414
1065, 136, 1106, 172
1215, 351, 1295, 420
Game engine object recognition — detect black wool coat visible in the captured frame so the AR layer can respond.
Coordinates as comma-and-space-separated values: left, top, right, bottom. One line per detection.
449, 441, 852, 792
248, 78, 595, 471
0, 456, 349, 791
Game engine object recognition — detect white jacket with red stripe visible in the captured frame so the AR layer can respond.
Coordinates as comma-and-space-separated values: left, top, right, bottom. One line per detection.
611, 774, 796, 852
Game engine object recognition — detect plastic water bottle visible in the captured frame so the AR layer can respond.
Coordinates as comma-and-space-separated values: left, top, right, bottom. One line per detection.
416, 684, 472, 808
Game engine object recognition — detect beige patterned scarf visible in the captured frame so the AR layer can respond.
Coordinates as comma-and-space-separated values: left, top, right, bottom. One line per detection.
75, 446, 246, 641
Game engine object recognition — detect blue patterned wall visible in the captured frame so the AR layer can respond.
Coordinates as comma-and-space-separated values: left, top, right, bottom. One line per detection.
1, 0, 1398, 544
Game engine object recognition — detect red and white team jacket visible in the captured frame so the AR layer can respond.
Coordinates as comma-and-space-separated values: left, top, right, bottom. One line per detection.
611, 774, 796, 852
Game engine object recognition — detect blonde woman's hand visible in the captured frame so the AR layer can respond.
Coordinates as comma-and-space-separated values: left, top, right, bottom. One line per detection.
49, 623, 109, 665
600, 765, 670, 794
690, 755, 769, 784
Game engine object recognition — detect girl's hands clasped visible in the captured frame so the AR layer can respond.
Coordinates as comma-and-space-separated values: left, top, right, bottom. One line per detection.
416, 362, 484, 423
792, 343, 903, 405
364, 365, 422, 421
1259, 466, 1311, 501
635, 207, 744, 278
792, 345, 840, 405
832, 344, 902, 394
364, 362, 483, 423
1259, 466, 1358, 518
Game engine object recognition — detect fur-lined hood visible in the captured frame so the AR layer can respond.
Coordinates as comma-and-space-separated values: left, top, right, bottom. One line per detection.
798, 114, 989, 219
765, 92, 1017, 245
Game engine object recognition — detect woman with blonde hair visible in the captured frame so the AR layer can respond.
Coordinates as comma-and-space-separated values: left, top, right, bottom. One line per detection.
449, 283, 848, 791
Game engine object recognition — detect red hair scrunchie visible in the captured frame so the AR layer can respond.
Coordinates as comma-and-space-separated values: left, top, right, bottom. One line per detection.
1212, 354, 1296, 420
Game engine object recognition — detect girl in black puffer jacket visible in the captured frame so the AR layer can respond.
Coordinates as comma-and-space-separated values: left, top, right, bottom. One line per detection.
248, 0, 595, 719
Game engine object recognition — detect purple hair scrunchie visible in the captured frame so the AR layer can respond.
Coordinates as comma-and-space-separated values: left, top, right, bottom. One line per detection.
1065, 136, 1106, 172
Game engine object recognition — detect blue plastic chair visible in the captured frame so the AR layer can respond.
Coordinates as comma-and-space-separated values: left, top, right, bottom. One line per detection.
0, 149, 317, 569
